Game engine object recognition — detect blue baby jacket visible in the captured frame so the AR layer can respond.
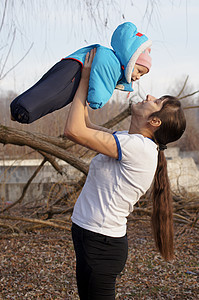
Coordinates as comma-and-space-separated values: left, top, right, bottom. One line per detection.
10, 22, 152, 124
66, 22, 152, 109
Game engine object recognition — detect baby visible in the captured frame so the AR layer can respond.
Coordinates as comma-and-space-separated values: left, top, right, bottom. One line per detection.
10, 22, 152, 124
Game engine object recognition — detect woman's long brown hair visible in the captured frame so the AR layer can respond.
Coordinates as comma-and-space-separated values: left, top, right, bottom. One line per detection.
152, 151, 174, 260
150, 96, 186, 261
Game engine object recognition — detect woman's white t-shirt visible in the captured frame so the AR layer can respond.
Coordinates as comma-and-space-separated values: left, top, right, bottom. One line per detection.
71, 131, 158, 237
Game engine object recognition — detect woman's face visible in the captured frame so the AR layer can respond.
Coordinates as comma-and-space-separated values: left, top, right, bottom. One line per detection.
131, 95, 165, 119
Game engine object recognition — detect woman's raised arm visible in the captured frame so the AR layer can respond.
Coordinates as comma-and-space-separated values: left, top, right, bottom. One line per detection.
64, 49, 118, 159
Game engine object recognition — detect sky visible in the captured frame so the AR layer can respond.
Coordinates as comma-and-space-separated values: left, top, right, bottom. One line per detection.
0, 0, 199, 101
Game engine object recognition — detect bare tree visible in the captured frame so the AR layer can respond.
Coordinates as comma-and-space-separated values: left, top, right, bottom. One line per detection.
0, 0, 163, 83
0, 0, 34, 81
0, 1, 198, 232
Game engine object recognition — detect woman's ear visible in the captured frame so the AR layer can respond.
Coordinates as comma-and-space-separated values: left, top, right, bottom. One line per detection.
148, 117, 162, 128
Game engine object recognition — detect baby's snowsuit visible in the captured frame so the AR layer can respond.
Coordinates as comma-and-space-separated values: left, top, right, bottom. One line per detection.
10, 22, 152, 124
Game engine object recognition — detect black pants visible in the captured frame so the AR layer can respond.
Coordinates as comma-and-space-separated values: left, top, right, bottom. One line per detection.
71, 223, 128, 300
10, 59, 82, 123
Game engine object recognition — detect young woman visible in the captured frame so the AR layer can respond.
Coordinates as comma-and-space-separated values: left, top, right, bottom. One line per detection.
64, 49, 186, 300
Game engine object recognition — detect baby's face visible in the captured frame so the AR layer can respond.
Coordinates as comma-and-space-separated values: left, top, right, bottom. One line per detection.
131, 64, 148, 82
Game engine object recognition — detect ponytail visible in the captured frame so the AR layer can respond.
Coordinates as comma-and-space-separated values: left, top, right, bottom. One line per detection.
151, 150, 174, 261
149, 95, 186, 261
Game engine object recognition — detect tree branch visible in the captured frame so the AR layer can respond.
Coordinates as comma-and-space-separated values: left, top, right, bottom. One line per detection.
0, 124, 89, 175
38, 151, 63, 174
179, 90, 199, 100
176, 75, 189, 97
0, 215, 71, 231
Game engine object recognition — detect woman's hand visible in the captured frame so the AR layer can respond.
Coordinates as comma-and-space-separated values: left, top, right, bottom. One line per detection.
81, 48, 96, 82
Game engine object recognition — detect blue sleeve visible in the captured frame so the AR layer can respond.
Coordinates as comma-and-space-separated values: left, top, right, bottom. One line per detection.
87, 47, 121, 109
113, 132, 122, 161
113, 131, 144, 163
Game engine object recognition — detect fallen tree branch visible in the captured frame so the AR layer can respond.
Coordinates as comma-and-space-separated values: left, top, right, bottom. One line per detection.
0, 124, 89, 175
130, 207, 199, 228
0, 222, 21, 233
0, 104, 131, 176
102, 106, 131, 128
37, 206, 74, 219
173, 212, 198, 224
34, 132, 75, 150
38, 151, 63, 174
31, 106, 131, 150
47, 175, 87, 209
0, 215, 71, 231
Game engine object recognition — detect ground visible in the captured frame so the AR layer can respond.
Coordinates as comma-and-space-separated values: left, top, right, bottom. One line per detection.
0, 218, 198, 300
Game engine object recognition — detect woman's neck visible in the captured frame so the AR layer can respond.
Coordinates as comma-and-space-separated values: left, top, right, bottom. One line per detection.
128, 116, 154, 139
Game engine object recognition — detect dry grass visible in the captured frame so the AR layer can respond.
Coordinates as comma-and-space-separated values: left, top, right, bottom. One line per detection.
0, 217, 198, 300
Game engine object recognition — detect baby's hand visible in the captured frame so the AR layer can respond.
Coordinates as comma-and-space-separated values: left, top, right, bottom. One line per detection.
81, 48, 96, 81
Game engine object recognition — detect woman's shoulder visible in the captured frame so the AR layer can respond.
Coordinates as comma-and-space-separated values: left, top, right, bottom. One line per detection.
114, 131, 155, 145
114, 131, 157, 161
